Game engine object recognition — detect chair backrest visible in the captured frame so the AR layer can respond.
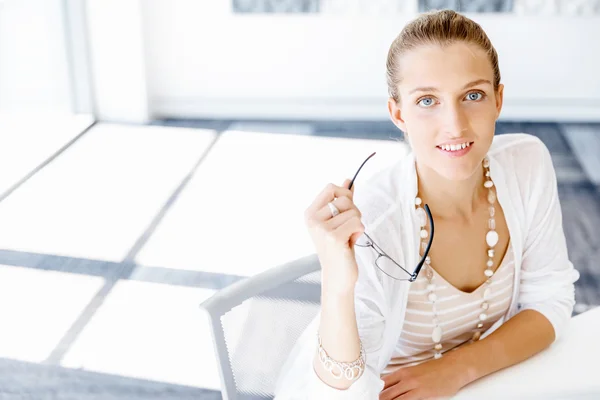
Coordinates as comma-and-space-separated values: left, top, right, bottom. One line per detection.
200, 254, 321, 400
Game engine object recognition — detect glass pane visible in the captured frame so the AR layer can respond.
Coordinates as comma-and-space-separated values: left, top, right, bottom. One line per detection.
419, 0, 514, 12
0, 0, 94, 197
0, 0, 71, 112
232, 0, 320, 13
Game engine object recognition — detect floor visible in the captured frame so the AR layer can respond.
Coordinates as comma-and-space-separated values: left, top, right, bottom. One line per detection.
0, 118, 598, 399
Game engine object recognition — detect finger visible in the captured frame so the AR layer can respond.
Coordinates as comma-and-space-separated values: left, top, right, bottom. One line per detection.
305, 182, 354, 217
395, 390, 422, 400
383, 368, 408, 390
380, 386, 406, 400
325, 208, 361, 231
331, 214, 364, 244
314, 196, 354, 222
349, 230, 363, 247
379, 381, 414, 400
342, 178, 354, 193
382, 372, 401, 391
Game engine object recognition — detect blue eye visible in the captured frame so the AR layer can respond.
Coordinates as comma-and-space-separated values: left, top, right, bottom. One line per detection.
418, 97, 435, 107
466, 92, 484, 101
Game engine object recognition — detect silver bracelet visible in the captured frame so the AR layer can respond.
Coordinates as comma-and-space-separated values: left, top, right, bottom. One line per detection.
317, 332, 366, 380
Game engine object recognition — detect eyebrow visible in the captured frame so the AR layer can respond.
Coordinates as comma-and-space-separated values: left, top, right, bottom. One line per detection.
408, 79, 493, 95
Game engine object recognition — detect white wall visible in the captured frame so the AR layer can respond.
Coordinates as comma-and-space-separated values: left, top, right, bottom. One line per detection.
139, 1, 600, 121
0, 0, 72, 113
85, 0, 149, 123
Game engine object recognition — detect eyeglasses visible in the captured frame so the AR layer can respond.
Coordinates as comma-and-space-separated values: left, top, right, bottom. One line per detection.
349, 152, 434, 282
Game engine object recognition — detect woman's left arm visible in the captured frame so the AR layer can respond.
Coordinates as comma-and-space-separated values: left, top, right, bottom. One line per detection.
454, 137, 581, 385
380, 138, 580, 400
442, 308, 555, 387
379, 309, 555, 400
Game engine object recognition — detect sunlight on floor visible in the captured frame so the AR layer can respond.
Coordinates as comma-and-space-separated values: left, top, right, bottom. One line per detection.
0, 112, 94, 195
0, 265, 104, 363
0, 123, 216, 262
61, 280, 220, 390
134, 128, 409, 277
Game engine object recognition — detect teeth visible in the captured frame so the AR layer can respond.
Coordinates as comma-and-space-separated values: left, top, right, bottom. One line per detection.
440, 142, 470, 152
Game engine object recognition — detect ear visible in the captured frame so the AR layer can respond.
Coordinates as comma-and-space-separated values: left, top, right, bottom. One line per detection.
387, 97, 407, 133
494, 84, 504, 120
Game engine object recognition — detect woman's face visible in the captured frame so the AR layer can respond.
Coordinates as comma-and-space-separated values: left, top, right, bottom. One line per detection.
388, 41, 504, 181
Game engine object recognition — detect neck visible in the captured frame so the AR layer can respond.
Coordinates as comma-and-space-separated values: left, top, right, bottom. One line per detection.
415, 160, 487, 222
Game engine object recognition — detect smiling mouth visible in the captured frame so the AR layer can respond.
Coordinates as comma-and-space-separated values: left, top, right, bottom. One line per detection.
436, 141, 474, 152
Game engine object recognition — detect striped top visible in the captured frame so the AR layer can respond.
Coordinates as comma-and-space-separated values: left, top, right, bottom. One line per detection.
382, 241, 514, 375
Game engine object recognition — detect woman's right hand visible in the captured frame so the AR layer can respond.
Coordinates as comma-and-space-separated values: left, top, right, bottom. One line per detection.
304, 179, 365, 294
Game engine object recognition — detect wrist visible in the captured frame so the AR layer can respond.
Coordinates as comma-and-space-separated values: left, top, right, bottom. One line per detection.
458, 361, 479, 388
321, 285, 355, 302
441, 347, 480, 388
321, 288, 354, 307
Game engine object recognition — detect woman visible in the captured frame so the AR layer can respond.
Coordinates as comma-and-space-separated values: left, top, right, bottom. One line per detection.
274, 9, 579, 400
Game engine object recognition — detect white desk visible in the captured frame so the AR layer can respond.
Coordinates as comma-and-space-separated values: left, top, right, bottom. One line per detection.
454, 306, 600, 399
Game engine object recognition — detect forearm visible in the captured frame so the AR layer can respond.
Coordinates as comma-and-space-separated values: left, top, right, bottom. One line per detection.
446, 310, 556, 387
313, 284, 362, 390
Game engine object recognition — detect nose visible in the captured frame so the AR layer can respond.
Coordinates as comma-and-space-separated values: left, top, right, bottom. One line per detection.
442, 103, 468, 137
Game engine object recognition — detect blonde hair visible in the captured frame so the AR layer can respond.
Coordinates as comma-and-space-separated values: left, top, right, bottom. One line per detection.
386, 9, 501, 103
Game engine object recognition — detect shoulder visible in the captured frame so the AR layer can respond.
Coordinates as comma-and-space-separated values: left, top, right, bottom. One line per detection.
489, 133, 555, 185
489, 133, 552, 169
490, 133, 558, 215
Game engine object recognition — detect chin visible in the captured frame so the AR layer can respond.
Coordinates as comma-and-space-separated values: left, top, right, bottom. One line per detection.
435, 154, 484, 181
436, 165, 479, 181
430, 142, 488, 181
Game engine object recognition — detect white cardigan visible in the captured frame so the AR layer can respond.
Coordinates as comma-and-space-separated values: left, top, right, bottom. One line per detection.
274, 133, 580, 400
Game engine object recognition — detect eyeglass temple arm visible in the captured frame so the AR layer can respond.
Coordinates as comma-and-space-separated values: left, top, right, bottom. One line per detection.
348, 152, 376, 190
411, 204, 434, 281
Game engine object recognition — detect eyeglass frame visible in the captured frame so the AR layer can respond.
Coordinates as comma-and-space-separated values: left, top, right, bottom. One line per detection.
348, 152, 435, 282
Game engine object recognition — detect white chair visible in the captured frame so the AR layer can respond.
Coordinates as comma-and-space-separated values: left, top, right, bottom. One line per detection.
200, 254, 321, 400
